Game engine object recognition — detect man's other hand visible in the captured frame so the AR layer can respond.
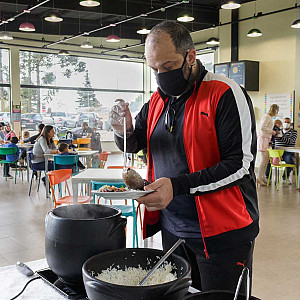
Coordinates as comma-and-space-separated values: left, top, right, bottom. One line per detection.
136, 178, 173, 211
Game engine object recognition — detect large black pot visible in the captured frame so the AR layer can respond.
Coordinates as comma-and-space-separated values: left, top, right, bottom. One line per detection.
45, 204, 126, 285
185, 291, 261, 300
82, 248, 192, 300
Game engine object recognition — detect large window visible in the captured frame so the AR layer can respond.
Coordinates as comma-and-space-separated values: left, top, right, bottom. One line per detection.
0, 49, 11, 121
20, 51, 144, 141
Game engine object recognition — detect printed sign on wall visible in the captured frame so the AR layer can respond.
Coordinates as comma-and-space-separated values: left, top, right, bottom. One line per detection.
12, 104, 21, 122
264, 92, 294, 122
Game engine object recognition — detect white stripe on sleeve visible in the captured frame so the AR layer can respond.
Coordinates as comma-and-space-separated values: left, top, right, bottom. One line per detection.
190, 72, 254, 194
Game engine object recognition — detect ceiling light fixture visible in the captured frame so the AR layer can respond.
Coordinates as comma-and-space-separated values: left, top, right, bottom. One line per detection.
80, 40, 93, 48
58, 50, 70, 56
177, 13, 194, 22
79, 0, 100, 7
120, 55, 130, 60
45, 12, 63, 22
291, 18, 300, 28
106, 34, 120, 42
137, 28, 150, 34
0, 31, 13, 40
221, 1, 241, 10
247, 28, 262, 37
19, 22, 36, 32
206, 37, 220, 45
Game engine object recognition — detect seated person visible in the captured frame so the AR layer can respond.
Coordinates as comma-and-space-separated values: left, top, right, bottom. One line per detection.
81, 122, 102, 152
0, 122, 6, 143
57, 142, 85, 172
4, 123, 16, 142
24, 123, 44, 144
274, 117, 298, 184
23, 131, 30, 140
266, 119, 283, 179
0, 136, 20, 179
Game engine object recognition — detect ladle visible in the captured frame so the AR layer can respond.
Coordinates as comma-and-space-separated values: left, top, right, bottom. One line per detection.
138, 238, 185, 286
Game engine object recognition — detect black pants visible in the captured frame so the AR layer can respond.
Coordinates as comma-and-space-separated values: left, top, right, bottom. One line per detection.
161, 227, 254, 294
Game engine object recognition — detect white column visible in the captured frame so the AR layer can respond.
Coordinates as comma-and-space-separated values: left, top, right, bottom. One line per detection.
10, 47, 21, 137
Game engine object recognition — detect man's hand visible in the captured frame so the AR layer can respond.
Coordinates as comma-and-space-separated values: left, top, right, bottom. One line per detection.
135, 178, 173, 211
109, 99, 133, 136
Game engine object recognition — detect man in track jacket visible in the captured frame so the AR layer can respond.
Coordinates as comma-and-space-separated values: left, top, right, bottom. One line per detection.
110, 21, 259, 293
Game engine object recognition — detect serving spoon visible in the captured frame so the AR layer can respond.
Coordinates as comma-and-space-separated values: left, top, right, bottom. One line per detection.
138, 239, 185, 286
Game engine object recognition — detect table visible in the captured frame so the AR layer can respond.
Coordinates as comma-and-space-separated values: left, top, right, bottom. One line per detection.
276, 146, 300, 188
0, 258, 199, 299
72, 168, 147, 204
45, 150, 99, 198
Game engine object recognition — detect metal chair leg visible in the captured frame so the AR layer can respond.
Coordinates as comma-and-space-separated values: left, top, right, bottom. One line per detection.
29, 174, 34, 196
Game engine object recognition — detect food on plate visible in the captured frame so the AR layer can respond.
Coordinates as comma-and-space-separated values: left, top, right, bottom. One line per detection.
122, 168, 149, 190
98, 185, 127, 192
95, 262, 177, 286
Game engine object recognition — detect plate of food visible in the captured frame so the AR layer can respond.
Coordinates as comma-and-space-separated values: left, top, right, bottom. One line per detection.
91, 185, 154, 199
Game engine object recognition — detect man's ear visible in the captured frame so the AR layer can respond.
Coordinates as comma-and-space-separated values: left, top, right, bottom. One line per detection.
188, 49, 196, 67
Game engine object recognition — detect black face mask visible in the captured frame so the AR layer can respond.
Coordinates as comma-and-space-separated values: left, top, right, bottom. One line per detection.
155, 52, 192, 97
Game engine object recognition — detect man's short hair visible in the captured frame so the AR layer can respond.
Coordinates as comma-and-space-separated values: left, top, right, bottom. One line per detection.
11, 136, 18, 144
38, 123, 45, 131
284, 117, 291, 121
82, 122, 88, 127
58, 142, 68, 152
147, 21, 195, 56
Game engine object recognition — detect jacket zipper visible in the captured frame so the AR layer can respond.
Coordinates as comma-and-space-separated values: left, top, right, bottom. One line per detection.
195, 198, 210, 259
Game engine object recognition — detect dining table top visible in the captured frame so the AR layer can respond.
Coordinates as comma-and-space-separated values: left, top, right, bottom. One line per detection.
44, 150, 99, 157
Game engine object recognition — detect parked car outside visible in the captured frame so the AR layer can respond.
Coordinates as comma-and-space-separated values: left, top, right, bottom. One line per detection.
21, 113, 43, 130
76, 112, 99, 129
0, 112, 10, 124
50, 112, 75, 128
43, 113, 55, 126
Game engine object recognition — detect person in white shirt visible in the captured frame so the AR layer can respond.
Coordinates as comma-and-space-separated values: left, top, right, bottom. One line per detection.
257, 104, 279, 185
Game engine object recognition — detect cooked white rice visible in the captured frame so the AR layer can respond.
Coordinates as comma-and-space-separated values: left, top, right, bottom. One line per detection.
95, 262, 177, 286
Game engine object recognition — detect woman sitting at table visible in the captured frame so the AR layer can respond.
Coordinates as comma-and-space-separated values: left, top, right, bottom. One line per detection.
4, 123, 16, 142
32, 125, 58, 172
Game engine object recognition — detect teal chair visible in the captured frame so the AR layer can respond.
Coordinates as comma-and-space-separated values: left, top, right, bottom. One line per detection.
53, 154, 79, 174
91, 181, 139, 248
0, 147, 18, 183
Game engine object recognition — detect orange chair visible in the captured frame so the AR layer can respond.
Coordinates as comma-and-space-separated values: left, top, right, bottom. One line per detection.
106, 166, 143, 232
47, 169, 92, 208
77, 138, 91, 151
99, 151, 111, 168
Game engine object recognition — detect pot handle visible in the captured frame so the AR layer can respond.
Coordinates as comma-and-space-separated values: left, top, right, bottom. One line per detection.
163, 277, 192, 296
85, 281, 124, 300
108, 217, 127, 237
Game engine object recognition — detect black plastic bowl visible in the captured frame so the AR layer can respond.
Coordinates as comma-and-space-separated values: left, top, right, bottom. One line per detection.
185, 291, 261, 300
82, 248, 192, 300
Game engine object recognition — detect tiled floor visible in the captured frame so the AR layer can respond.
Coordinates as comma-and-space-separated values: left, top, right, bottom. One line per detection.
0, 155, 300, 299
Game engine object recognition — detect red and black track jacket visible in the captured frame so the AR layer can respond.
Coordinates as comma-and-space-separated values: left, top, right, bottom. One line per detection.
115, 66, 259, 257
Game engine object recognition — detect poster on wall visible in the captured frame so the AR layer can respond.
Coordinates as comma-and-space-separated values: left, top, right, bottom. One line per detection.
12, 105, 21, 122
229, 62, 245, 87
214, 63, 229, 77
264, 92, 294, 122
